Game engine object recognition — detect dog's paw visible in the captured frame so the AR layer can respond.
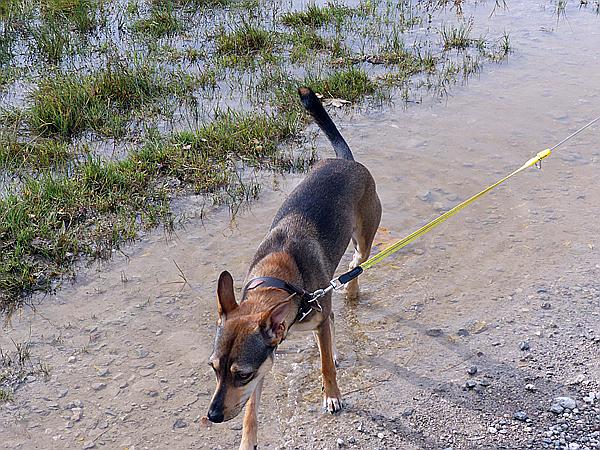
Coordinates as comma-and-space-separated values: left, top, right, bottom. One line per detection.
322, 394, 343, 414
344, 280, 359, 301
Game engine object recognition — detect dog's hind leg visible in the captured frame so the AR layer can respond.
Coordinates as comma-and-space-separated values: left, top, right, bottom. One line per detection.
239, 378, 264, 450
315, 316, 342, 413
345, 185, 382, 300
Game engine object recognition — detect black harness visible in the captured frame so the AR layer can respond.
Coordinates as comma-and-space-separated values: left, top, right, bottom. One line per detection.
242, 276, 316, 324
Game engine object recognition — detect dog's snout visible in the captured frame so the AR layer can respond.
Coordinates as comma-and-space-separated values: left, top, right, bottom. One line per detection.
207, 407, 224, 423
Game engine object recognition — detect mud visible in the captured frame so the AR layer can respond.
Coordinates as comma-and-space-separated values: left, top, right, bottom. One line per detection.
1, 3, 600, 450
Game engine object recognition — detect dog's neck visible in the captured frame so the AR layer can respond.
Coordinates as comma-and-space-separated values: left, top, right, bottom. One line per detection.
245, 252, 306, 332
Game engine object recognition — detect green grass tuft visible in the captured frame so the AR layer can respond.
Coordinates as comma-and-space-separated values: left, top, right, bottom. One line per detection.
27, 61, 198, 137
304, 68, 376, 102
0, 135, 72, 170
132, 1, 182, 37
281, 4, 355, 28
440, 21, 474, 50
216, 24, 277, 56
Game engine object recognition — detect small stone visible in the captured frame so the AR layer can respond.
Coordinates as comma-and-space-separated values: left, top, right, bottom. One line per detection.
83, 441, 96, 449
336, 438, 345, 447
377, 432, 384, 439
57, 388, 68, 399
467, 366, 478, 376
550, 404, 564, 414
401, 408, 414, 417
425, 328, 443, 337
465, 380, 477, 389
137, 349, 149, 359
488, 426, 497, 434
541, 302, 551, 309
68, 356, 77, 363
417, 191, 433, 202
519, 341, 530, 351
97, 368, 109, 377
98, 420, 108, 429
525, 384, 536, 391
479, 379, 491, 387
173, 419, 187, 429
71, 408, 83, 422
513, 411, 528, 421
553, 397, 577, 410
91, 383, 106, 391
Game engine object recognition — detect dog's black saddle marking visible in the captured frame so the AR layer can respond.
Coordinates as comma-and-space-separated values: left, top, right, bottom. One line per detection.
242, 276, 314, 323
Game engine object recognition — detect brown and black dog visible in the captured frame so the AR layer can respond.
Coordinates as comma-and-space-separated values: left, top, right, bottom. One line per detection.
207, 87, 381, 449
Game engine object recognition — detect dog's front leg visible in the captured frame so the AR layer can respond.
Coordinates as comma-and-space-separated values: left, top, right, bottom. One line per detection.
239, 378, 264, 450
315, 317, 343, 413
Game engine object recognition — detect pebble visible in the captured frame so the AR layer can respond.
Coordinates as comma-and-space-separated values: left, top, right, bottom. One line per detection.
336, 438, 345, 447
525, 384, 537, 392
57, 388, 68, 399
488, 426, 497, 434
91, 383, 106, 391
97, 368, 110, 377
467, 366, 478, 376
71, 408, 83, 422
82, 441, 96, 449
519, 341, 531, 351
553, 396, 577, 410
513, 410, 528, 421
67, 356, 77, 363
173, 419, 187, 429
425, 328, 443, 337
465, 380, 477, 389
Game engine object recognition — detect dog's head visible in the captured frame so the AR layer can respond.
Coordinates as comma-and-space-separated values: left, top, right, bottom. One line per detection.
206, 271, 291, 422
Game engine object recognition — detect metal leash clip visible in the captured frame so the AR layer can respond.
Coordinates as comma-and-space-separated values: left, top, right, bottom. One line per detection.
307, 290, 324, 311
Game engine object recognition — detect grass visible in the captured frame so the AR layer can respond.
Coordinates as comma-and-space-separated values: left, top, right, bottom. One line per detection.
26, 60, 198, 137
0, 135, 72, 170
304, 68, 376, 102
216, 24, 277, 56
281, 4, 355, 28
132, 1, 182, 37
1, 340, 50, 401
440, 21, 474, 50
0, 109, 307, 314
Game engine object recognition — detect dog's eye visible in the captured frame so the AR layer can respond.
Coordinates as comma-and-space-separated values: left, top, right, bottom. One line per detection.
236, 372, 253, 382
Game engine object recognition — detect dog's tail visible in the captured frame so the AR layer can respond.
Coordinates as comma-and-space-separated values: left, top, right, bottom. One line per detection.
298, 87, 354, 161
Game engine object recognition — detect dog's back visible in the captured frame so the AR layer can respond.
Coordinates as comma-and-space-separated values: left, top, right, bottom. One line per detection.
248, 88, 381, 288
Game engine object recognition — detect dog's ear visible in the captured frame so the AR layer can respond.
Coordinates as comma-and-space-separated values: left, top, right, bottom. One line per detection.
260, 301, 291, 345
216, 271, 237, 321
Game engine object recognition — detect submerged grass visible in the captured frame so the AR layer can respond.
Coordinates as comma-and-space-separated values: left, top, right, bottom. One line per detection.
0, 108, 307, 313
26, 60, 198, 137
281, 4, 355, 28
216, 24, 277, 56
132, 1, 182, 37
0, 134, 72, 170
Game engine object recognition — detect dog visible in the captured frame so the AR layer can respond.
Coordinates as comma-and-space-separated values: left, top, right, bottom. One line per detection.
206, 87, 381, 450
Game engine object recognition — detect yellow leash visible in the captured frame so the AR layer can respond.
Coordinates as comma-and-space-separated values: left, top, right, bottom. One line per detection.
304, 113, 600, 306
360, 149, 551, 270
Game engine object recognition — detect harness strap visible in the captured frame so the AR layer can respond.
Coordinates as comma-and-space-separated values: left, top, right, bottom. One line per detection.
242, 276, 314, 324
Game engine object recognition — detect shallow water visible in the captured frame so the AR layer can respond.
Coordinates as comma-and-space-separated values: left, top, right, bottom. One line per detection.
1, 1, 600, 449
